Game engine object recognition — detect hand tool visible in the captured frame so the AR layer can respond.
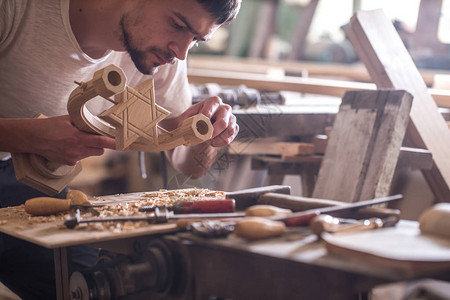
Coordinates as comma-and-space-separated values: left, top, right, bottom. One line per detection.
28, 185, 289, 217
225, 185, 291, 210
232, 196, 401, 239
64, 207, 247, 229
257, 192, 400, 219
64, 204, 290, 229
187, 220, 236, 238
309, 214, 400, 236
25, 197, 105, 216
244, 204, 292, 217
233, 217, 286, 240
139, 199, 236, 214
271, 194, 403, 227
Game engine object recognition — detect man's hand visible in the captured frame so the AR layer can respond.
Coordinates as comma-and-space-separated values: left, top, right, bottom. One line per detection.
33, 115, 116, 165
0, 115, 116, 165
160, 96, 239, 179
174, 96, 239, 147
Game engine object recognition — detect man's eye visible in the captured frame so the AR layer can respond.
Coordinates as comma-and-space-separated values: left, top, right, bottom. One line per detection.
172, 21, 185, 30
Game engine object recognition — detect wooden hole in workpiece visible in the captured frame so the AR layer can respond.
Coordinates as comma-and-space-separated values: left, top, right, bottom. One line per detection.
196, 120, 209, 135
108, 71, 122, 86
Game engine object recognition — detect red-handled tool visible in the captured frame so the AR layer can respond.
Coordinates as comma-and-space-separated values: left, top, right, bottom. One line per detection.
139, 199, 236, 214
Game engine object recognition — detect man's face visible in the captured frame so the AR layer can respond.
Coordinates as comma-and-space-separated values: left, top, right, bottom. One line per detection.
119, 0, 220, 75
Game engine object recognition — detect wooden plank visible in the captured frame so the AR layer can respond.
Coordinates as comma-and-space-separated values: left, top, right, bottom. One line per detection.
188, 69, 450, 108
396, 147, 433, 171
287, 0, 319, 60
412, 0, 447, 56
347, 9, 450, 202
229, 141, 314, 157
188, 54, 450, 87
188, 68, 376, 97
323, 221, 450, 276
312, 90, 412, 203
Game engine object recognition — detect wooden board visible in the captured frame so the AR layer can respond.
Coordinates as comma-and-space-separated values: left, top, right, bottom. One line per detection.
312, 90, 412, 202
229, 141, 314, 157
323, 221, 450, 276
347, 9, 450, 202
0, 193, 178, 249
188, 64, 450, 109
188, 54, 450, 88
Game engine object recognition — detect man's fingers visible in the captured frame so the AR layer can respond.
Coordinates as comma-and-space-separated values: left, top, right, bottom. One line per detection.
211, 107, 233, 139
80, 132, 116, 150
210, 117, 239, 147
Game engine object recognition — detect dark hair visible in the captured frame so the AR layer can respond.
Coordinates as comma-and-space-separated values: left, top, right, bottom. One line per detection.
196, 0, 241, 25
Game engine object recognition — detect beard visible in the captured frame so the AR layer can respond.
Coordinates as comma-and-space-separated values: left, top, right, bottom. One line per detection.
120, 18, 175, 75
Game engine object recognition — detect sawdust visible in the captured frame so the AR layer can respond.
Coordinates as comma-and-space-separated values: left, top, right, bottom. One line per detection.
13, 188, 225, 233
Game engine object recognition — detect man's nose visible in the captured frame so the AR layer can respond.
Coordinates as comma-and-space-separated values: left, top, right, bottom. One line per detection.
168, 39, 192, 61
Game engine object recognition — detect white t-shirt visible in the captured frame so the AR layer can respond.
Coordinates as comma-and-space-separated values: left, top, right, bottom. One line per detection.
0, 0, 192, 159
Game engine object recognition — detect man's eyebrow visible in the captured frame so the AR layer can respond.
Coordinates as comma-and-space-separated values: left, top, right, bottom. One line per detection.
173, 12, 209, 42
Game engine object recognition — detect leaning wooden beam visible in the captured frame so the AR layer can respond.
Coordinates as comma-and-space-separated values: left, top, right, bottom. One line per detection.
347, 9, 450, 202
188, 69, 450, 109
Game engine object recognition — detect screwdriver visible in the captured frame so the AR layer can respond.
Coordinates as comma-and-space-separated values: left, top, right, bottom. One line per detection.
139, 199, 236, 214
64, 204, 289, 229
25, 197, 105, 216
309, 214, 400, 236
64, 207, 246, 229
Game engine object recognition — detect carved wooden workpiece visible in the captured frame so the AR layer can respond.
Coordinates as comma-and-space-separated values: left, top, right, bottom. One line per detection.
67, 64, 213, 151
13, 64, 213, 195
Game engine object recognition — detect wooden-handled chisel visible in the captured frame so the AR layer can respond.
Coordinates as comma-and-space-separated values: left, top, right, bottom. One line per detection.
25, 197, 105, 216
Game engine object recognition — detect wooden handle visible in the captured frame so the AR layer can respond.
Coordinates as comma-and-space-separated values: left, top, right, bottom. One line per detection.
245, 205, 292, 217
24, 197, 72, 216
234, 217, 286, 240
257, 193, 344, 212
310, 215, 384, 236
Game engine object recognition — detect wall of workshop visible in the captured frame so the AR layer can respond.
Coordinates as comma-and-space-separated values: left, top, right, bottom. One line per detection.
191, 0, 450, 69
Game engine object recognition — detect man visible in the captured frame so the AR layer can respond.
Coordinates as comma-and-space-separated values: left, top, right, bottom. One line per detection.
0, 0, 241, 298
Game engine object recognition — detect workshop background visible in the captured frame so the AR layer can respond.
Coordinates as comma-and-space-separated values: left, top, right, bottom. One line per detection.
69, 0, 450, 219
2, 0, 450, 299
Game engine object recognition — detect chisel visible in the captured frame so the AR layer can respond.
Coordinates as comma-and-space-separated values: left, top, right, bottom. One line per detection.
309, 214, 400, 235
271, 194, 403, 226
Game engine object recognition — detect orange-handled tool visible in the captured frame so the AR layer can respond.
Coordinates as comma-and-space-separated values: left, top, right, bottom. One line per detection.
25, 197, 104, 216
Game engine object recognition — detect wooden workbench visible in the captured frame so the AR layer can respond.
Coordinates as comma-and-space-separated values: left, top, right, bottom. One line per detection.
180, 221, 450, 300
2, 198, 450, 300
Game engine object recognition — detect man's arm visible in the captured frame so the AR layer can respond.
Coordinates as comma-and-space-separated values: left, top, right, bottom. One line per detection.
160, 96, 239, 179
0, 116, 116, 165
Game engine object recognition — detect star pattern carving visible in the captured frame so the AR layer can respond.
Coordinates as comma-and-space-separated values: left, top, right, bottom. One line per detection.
99, 79, 170, 150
